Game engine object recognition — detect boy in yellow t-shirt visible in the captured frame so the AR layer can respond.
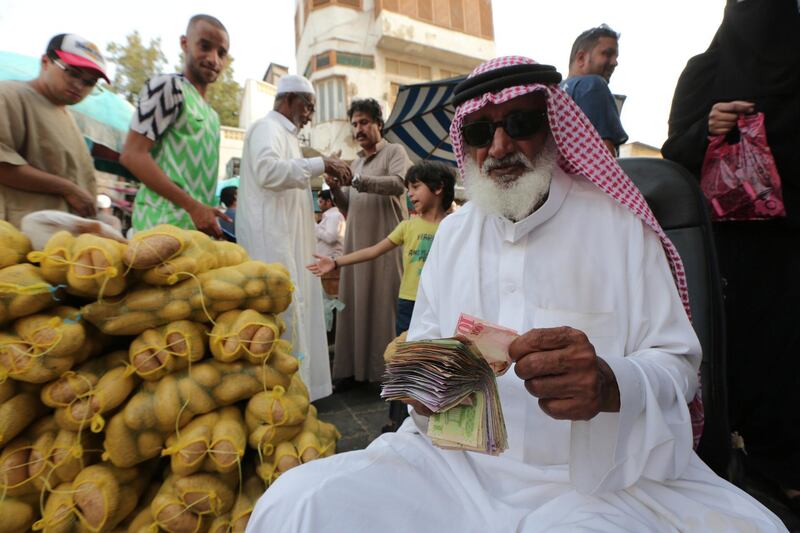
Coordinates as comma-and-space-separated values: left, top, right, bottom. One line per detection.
307, 161, 456, 430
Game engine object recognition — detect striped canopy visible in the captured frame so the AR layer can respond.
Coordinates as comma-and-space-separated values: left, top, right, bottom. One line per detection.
383, 76, 466, 166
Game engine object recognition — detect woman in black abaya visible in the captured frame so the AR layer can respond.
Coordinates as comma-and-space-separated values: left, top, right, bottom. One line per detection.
662, 0, 800, 508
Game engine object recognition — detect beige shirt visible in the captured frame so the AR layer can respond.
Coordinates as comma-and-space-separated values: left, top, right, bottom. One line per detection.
0, 81, 97, 227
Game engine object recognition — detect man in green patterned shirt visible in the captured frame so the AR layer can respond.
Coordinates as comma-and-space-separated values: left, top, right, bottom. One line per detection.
121, 14, 230, 237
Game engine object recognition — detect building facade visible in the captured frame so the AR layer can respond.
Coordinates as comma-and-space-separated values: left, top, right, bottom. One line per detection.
295, 0, 496, 159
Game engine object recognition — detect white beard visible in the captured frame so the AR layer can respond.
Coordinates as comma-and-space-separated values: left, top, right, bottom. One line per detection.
463, 140, 558, 222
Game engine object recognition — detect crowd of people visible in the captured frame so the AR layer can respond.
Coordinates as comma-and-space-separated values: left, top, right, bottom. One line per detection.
1, 1, 797, 529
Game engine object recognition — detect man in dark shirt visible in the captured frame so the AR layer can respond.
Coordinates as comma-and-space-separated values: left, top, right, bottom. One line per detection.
561, 24, 628, 155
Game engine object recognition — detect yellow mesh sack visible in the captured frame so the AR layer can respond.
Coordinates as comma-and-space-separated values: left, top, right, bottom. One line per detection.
161, 407, 246, 477
255, 440, 301, 485
126, 226, 249, 286
0, 220, 31, 269
0, 380, 45, 447
35, 463, 149, 533
0, 306, 88, 384
43, 351, 139, 432
103, 359, 292, 468
151, 472, 237, 533
0, 264, 57, 327
207, 474, 263, 533
139, 230, 218, 286
245, 374, 310, 428
28, 232, 129, 299
208, 310, 284, 364
0, 493, 39, 533
0, 417, 101, 497
129, 321, 207, 382
123, 224, 188, 270
82, 261, 294, 336
214, 240, 249, 268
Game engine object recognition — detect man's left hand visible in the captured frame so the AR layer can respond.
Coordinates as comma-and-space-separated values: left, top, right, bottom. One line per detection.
510, 326, 620, 420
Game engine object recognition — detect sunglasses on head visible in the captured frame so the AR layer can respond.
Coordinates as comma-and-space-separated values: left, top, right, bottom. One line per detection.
460, 110, 548, 148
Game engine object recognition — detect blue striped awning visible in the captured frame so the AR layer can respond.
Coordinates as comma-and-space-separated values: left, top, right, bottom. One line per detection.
383, 76, 466, 166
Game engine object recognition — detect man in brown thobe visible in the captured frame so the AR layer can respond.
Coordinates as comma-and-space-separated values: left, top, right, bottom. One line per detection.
328, 98, 411, 385
0, 33, 108, 227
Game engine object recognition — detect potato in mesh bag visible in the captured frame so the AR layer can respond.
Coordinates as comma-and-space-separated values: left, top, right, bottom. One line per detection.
124, 225, 250, 285
0, 306, 90, 384
208, 310, 283, 364
0, 493, 39, 533
0, 379, 46, 447
103, 359, 292, 468
207, 474, 264, 533
35, 462, 151, 533
28, 232, 128, 299
162, 407, 246, 476
42, 350, 140, 432
0, 263, 57, 327
82, 261, 293, 336
129, 321, 207, 381
151, 471, 238, 533
0, 220, 31, 269
0, 417, 101, 497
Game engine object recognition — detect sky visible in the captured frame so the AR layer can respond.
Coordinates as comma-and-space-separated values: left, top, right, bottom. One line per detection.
0, 0, 725, 147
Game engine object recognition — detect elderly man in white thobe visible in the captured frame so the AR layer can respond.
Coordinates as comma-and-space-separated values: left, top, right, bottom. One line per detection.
246, 58, 786, 532
237, 75, 350, 401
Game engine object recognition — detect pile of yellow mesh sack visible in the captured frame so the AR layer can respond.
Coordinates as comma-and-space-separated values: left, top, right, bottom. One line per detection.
0, 223, 340, 532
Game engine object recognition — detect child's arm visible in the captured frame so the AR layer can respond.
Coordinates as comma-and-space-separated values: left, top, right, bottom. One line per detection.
306, 238, 398, 276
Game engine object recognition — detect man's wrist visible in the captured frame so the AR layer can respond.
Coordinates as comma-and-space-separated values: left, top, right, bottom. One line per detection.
597, 358, 621, 413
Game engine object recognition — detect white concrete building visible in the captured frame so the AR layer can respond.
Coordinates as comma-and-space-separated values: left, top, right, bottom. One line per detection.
295, 0, 496, 159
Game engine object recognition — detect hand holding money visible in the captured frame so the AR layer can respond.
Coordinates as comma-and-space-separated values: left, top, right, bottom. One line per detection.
381, 338, 507, 455
455, 314, 518, 375
510, 326, 620, 421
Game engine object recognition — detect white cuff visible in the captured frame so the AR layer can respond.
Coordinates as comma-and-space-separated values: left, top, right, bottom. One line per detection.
309, 156, 325, 177
569, 355, 644, 494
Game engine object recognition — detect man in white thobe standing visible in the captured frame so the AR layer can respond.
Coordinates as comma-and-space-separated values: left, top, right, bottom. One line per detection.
238, 75, 350, 401
246, 58, 785, 532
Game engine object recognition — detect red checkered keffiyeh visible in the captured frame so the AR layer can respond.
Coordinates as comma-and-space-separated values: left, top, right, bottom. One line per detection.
450, 55, 704, 447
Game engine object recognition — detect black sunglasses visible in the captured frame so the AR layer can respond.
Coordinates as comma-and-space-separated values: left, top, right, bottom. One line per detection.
460, 110, 548, 148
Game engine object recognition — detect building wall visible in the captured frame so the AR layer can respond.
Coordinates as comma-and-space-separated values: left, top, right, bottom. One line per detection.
219, 126, 245, 180
295, 0, 495, 159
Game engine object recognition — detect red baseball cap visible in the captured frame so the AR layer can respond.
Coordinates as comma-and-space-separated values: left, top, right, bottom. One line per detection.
46, 33, 110, 83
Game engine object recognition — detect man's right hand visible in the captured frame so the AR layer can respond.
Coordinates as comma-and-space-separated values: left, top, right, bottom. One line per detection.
63, 184, 97, 218
404, 399, 433, 417
188, 202, 230, 239
708, 101, 755, 136
323, 157, 352, 185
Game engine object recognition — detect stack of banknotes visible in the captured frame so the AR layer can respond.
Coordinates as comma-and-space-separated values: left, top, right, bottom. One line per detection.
381, 314, 518, 455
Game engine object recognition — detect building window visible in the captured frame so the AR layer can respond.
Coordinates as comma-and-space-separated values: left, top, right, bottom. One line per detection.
385, 58, 432, 80
315, 77, 346, 123
306, 51, 375, 76
376, 0, 493, 40
315, 51, 332, 70
337, 52, 375, 69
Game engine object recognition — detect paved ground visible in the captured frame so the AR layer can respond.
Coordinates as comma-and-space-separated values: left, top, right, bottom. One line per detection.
313, 382, 388, 452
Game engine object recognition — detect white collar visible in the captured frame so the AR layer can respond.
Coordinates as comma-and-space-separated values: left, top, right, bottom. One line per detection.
269, 110, 298, 135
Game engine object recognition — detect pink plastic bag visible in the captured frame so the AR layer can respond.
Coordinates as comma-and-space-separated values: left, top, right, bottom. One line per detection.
700, 112, 786, 221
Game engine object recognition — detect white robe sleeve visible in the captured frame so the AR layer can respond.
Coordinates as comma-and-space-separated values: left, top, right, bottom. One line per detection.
570, 220, 701, 495
246, 119, 324, 191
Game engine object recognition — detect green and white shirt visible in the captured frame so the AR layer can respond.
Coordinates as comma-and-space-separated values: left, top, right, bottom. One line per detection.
130, 74, 220, 231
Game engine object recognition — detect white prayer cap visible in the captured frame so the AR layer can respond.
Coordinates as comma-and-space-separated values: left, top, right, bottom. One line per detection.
276, 74, 315, 95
